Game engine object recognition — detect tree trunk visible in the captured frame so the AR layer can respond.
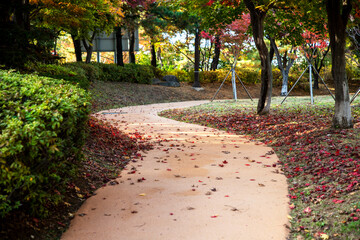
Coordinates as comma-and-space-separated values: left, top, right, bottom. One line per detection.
84, 42, 93, 63
245, 0, 272, 114
314, 45, 330, 89
157, 47, 163, 68
82, 32, 95, 63
71, 34, 83, 62
193, 28, 201, 88
313, 73, 319, 89
151, 40, 157, 67
269, 37, 295, 96
14, 0, 30, 30
269, 41, 275, 62
326, 0, 353, 129
211, 35, 221, 71
115, 27, 124, 66
129, 29, 136, 64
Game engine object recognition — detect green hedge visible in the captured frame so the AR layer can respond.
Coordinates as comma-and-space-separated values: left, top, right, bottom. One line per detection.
93, 63, 156, 84
165, 68, 261, 84
31, 63, 90, 89
0, 70, 90, 217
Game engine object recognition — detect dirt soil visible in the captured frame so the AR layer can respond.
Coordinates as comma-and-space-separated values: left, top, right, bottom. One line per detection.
61, 101, 290, 240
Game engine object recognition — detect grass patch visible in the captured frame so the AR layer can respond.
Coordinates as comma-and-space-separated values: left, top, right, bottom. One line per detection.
160, 96, 360, 240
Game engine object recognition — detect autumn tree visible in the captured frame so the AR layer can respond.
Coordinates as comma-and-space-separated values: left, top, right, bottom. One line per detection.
242, 0, 277, 114
265, 9, 305, 96
301, 30, 330, 89
29, 0, 123, 63
141, 2, 174, 68
325, 0, 354, 128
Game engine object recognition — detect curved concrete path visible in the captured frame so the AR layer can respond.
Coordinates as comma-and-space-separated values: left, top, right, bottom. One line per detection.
62, 101, 289, 240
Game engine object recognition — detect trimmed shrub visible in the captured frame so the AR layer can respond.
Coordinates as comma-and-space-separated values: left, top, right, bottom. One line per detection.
200, 70, 219, 83
167, 69, 191, 82
0, 70, 90, 217
31, 63, 90, 89
93, 63, 156, 84
65, 62, 101, 82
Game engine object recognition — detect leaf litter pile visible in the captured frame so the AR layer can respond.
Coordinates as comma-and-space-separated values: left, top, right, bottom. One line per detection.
1, 117, 153, 240
160, 102, 360, 240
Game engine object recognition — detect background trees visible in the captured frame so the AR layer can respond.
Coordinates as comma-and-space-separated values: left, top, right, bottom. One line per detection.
1, 0, 359, 128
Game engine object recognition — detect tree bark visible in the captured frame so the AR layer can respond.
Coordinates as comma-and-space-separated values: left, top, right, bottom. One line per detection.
71, 34, 83, 62
269, 37, 295, 96
211, 35, 221, 71
150, 39, 157, 67
244, 0, 272, 114
129, 29, 136, 64
193, 28, 201, 88
157, 47, 163, 68
14, 0, 30, 30
326, 0, 353, 128
115, 27, 124, 66
82, 32, 96, 63
313, 45, 330, 89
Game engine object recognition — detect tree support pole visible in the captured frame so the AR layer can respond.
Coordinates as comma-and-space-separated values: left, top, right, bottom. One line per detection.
350, 87, 360, 104
235, 71, 253, 101
281, 65, 309, 104
304, 56, 335, 100
231, 68, 237, 101
211, 69, 231, 102
309, 64, 314, 104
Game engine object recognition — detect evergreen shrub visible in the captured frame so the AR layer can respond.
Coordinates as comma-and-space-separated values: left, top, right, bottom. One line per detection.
0, 70, 90, 217
32, 63, 89, 89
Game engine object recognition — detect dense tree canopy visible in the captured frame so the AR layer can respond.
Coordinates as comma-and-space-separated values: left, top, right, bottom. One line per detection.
0, 0, 359, 128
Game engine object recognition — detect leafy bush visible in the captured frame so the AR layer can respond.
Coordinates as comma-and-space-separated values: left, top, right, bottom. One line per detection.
65, 62, 101, 82
234, 67, 260, 84
346, 65, 360, 80
166, 69, 191, 82
200, 70, 219, 83
0, 70, 90, 217
93, 63, 155, 84
30, 63, 90, 89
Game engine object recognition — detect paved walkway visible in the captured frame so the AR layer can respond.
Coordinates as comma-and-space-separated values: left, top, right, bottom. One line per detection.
61, 101, 289, 240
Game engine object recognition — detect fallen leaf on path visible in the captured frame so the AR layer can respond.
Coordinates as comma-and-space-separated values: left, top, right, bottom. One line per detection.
304, 207, 312, 213
320, 233, 329, 240
332, 199, 344, 204
139, 193, 146, 196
